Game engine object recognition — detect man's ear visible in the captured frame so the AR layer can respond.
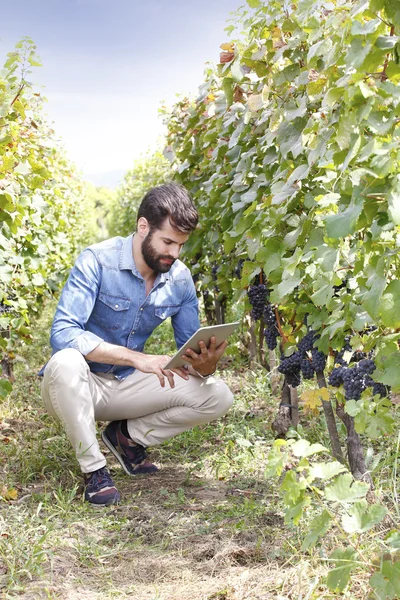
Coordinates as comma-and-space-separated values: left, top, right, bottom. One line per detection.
137, 217, 150, 239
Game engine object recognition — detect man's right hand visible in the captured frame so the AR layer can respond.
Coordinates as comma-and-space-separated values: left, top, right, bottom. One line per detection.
86, 342, 189, 389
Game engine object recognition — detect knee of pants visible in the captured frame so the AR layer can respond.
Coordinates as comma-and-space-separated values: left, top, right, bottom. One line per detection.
45, 348, 88, 384
205, 380, 234, 419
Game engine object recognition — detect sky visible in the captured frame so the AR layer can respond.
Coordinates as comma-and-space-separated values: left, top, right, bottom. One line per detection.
1, 0, 242, 185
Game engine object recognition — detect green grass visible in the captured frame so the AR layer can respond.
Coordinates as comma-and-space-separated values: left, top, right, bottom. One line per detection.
0, 300, 399, 599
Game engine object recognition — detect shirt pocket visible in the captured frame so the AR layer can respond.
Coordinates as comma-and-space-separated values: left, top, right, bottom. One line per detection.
91, 293, 131, 331
154, 304, 180, 321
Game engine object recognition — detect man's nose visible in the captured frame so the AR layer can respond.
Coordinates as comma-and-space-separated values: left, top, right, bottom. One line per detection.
170, 246, 180, 259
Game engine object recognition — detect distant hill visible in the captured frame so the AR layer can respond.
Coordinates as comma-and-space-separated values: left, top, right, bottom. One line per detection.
83, 169, 126, 189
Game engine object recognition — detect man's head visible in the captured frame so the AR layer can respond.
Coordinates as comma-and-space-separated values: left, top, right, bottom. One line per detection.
136, 183, 198, 273
137, 182, 198, 234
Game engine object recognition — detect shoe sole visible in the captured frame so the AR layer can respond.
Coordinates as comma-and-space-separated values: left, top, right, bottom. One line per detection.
101, 430, 133, 476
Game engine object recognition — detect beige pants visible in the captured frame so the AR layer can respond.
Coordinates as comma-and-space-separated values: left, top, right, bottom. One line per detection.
41, 348, 233, 474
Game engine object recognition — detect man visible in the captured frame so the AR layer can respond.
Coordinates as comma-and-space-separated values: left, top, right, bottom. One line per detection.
41, 183, 233, 506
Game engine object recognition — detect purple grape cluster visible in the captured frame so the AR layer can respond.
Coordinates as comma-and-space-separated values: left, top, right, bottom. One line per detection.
298, 330, 316, 354
264, 325, 279, 350
263, 303, 280, 350
328, 356, 390, 400
301, 357, 315, 380
247, 284, 268, 320
278, 352, 302, 387
277, 329, 328, 387
311, 348, 327, 373
328, 367, 346, 387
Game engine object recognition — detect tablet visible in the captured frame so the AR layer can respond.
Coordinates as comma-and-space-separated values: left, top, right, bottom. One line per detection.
164, 322, 240, 370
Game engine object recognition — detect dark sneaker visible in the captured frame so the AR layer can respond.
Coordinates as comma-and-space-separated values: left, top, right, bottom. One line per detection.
84, 467, 120, 506
101, 420, 159, 476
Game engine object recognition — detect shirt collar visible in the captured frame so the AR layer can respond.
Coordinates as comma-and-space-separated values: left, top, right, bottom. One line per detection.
118, 234, 170, 283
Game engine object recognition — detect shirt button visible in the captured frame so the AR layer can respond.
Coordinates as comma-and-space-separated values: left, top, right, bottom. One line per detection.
115, 304, 119, 308
140, 307, 143, 311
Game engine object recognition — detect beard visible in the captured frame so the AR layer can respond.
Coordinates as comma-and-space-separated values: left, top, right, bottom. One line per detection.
141, 231, 176, 273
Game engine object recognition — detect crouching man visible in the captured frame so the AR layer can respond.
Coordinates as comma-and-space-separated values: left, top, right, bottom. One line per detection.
40, 183, 233, 506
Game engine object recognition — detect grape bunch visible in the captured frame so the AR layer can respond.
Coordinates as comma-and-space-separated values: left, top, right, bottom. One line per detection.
263, 303, 280, 350
328, 356, 390, 400
277, 328, 328, 387
264, 324, 279, 350
300, 357, 315, 380
328, 367, 346, 387
247, 284, 268, 320
311, 348, 327, 373
278, 351, 302, 387
211, 264, 218, 281
298, 330, 316, 354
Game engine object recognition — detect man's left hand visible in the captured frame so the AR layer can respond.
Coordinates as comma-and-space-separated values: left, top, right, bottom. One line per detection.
181, 336, 228, 377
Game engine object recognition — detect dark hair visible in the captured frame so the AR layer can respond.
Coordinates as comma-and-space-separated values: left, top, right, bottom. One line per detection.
137, 182, 198, 233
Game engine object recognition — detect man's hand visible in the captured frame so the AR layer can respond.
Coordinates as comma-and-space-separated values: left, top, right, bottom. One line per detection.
133, 353, 189, 388
86, 342, 188, 389
181, 336, 228, 377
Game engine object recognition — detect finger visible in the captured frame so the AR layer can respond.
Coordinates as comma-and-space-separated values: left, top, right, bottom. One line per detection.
198, 340, 208, 355
173, 367, 190, 380
162, 369, 175, 388
155, 370, 165, 387
208, 336, 217, 351
184, 348, 200, 358
181, 353, 194, 363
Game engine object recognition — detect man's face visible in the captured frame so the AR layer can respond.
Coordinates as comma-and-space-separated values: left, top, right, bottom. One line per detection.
141, 219, 189, 273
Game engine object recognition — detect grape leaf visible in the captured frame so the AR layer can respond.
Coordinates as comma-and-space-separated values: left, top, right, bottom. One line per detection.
342, 500, 387, 533
301, 509, 332, 550
327, 547, 358, 593
325, 474, 369, 503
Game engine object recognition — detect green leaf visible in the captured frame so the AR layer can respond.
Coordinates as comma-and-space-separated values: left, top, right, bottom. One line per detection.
351, 19, 380, 36
326, 547, 358, 593
342, 500, 387, 533
388, 179, 400, 225
284, 498, 310, 525
386, 532, 400, 549
370, 561, 400, 600
325, 473, 369, 503
31, 273, 45, 286
231, 60, 245, 83
0, 378, 12, 399
309, 461, 347, 481
276, 118, 307, 159
363, 268, 387, 320
246, 0, 260, 6
302, 509, 332, 550
325, 197, 364, 238
274, 271, 303, 301
380, 281, 400, 329
291, 439, 326, 458
374, 351, 400, 391
345, 400, 362, 417
376, 36, 399, 50
222, 78, 234, 106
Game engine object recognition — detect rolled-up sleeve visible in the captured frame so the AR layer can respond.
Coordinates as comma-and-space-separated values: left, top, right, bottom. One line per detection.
50, 250, 104, 355
171, 274, 200, 349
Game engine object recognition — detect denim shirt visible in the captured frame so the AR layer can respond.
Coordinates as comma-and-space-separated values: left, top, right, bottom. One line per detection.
46, 234, 200, 379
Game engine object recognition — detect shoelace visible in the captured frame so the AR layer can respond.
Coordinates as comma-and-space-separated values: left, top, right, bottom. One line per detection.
88, 467, 113, 490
